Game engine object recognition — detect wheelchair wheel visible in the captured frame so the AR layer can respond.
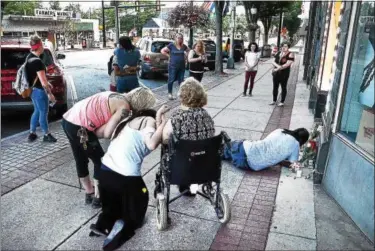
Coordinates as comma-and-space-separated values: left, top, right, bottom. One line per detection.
216, 192, 231, 224
156, 193, 168, 231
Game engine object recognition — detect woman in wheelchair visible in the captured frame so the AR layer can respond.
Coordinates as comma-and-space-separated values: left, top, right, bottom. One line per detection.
224, 128, 309, 171
89, 104, 169, 251
162, 77, 215, 196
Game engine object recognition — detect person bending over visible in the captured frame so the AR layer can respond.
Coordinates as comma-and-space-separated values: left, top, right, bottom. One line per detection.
61, 87, 155, 208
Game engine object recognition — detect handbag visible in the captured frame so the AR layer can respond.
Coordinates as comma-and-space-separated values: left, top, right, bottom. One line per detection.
21, 76, 38, 98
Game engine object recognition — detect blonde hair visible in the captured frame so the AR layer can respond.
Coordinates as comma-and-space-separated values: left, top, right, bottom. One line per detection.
30, 35, 42, 51
125, 87, 156, 111
178, 77, 207, 108
194, 40, 205, 54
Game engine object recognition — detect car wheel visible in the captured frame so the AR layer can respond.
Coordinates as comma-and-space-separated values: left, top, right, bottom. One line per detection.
138, 66, 147, 79
208, 65, 215, 71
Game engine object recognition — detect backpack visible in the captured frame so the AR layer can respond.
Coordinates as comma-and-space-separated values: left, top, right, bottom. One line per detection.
12, 57, 38, 98
107, 55, 114, 76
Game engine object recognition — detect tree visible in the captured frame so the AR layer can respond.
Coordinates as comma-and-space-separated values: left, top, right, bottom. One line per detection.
49, 1, 62, 10
242, 1, 290, 45
282, 1, 302, 44
2, 1, 42, 16
167, 2, 210, 48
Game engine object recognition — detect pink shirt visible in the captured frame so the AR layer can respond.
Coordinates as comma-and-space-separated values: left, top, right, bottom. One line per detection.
63, 91, 113, 131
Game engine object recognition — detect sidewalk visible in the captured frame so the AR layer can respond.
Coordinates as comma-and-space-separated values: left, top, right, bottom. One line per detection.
1, 56, 372, 250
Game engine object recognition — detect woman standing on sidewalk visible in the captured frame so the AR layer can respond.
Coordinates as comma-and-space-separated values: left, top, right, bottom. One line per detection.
113, 36, 141, 93
243, 42, 260, 97
270, 42, 295, 107
188, 40, 207, 82
161, 33, 189, 100
27, 35, 57, 143
61, 87, 155, 208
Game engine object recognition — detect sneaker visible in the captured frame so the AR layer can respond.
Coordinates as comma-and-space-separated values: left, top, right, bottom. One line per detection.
92, 196, 102, 209
249, 93, 253, 97
90, 224, 109, 237
85, 193, 94, 205
277, 102, 285, 107
242, 93, 246, 97
269, 102, 276, 105
103, 220, 125, 251
43, 133, 57, 143
28, 133, 38, 142
168, 94, 174, 100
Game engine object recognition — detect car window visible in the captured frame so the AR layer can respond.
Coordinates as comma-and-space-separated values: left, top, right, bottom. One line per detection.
234, 39, 244, 45
151, 41, 170, 53
204, 41, 216, 51
41, 50, 54, 67
1, 49, 54, 70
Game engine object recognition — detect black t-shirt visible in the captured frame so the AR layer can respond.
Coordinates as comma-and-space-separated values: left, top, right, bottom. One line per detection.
26, 53, 46, 89
274, 51, 294, 76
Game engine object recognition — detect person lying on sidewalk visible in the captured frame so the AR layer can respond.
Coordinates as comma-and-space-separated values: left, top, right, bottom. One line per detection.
162, 77, 215, 196
89, 104, 169, 251
223, 128, 309, 171
61, 87, 155, 208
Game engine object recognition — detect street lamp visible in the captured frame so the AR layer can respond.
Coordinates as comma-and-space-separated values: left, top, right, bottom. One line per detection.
250, 6, 257, 43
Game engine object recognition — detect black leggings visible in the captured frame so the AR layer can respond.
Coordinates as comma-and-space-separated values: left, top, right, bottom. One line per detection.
272, 73, 290, 103
61, 119, 104, 180
189, 71, 204, 82
95, 165, 149, 243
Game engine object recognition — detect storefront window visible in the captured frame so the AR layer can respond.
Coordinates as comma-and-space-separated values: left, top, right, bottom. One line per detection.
340, 2, 374, 157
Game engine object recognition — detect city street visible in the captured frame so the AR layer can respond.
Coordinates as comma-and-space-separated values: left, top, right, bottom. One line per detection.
1, 49, 171, 139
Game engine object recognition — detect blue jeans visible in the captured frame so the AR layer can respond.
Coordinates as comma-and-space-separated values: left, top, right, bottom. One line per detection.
30, 88, 49, 134
116, 75, 139, 93
167, 66, 185, 94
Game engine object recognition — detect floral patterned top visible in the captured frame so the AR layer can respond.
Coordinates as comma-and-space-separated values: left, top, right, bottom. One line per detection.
170, 107, 215, 141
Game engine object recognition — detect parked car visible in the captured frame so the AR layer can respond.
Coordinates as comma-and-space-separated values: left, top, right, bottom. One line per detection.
136, 37, 173, 79
1, 38, 68, 116
222, 37, 245, 62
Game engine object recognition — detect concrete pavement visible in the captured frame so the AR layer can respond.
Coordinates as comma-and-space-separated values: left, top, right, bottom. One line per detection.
1, 55, 373, 250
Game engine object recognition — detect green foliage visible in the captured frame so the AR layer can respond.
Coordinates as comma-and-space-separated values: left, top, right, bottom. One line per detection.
166, 2, 210, 29
49, 0, 61, 10
2, 1, 42, 15
283, 1, 302, 39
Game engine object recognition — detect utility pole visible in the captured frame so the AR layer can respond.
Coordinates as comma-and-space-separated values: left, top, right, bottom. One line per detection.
277, 6, 283, 50
227, 1, 236, 69
114, 2, 119, 45
102, 0, 106, 48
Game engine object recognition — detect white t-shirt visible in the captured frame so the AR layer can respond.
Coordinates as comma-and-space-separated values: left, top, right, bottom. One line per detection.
102, 125, 155, 176
245, 51, 260, 71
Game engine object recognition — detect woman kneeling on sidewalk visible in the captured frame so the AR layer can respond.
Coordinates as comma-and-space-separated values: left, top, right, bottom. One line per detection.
90, 104, 169, 251
61, 87, 155, 208
223, 128, 309, 171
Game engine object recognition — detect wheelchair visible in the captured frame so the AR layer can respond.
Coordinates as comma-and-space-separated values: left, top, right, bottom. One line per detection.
153, 131, 232, 231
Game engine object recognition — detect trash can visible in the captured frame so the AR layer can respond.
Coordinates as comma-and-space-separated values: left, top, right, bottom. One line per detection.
261, 44, 271, 58
82, 38, 87, 49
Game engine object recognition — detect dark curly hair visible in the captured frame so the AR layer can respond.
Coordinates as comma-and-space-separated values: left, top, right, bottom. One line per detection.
247, 42, 259, 52
119, 36, 134, 51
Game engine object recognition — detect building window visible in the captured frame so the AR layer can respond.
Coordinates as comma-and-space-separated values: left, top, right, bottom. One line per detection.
340, 2, 375, 157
